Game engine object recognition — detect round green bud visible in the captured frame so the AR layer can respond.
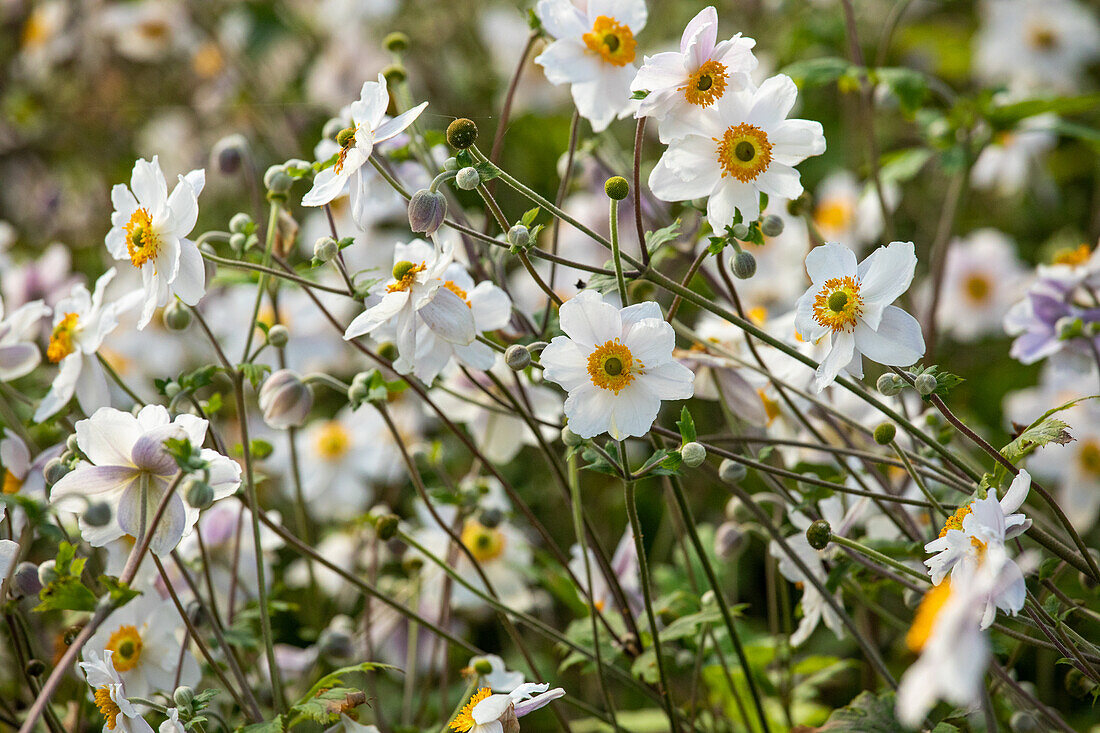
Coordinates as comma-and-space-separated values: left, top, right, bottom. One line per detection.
185, 479, 215, 510
443, 156, 459, 171
473, 658, 494, 675
1064, 668, 1096, 698
382, 63, 406, 84
760, 215, 784, 237
164, 382, 182, 398
562, 426, 583, 447
407, 189, 447, 234
873, 422, 897, 445
446, 118, 479, 150
718, 458, 747, 484
37, 560, 58, 587
314, 236, 339, 263
914, 373, 937, 396
455, 166, 481, 190
263, 165, 292, 193
229, 212, 252, 234
384, 31, 410, 52
681, 441, 706, 468
504, 344, 531, 371
83, 502, 112, 528
730, 222, 751, 240
604, 176, 629, 201
284, 158, 309, 172
25, 659, 46, 677
392, 260, 417, 281
507, 224, 530, 249
268, 324, 289, 348
43, 457, 69, 486
212, 134, 247, 175
806, 519, 832, 550
479, 507, 503, 529
67, 434, 80, 452
163, 300, 191, 331
1009, 712, 1040, 733
731, 250, 757, 279
377, 341, 399, 362
876, 373, 902, 396
229, 232, 247, 252
376, 513, 400, 540
347, 381, 369, 406
173, 686, 195, 709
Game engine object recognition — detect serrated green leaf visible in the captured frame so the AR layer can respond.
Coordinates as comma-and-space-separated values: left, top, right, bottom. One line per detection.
644, 219, 681, 255
814, 690, 905, 732
238, 363, 271, 390
677, 406, 696, 443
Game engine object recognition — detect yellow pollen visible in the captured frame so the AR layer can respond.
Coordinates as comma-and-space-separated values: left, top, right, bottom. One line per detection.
938, 504, 973, 538
461, 520, 506, 563
94, 686, 121, 731
450, 687, 493, 732
192, 42, 224, 78
444, 281, 472, 308
586, 338, 639, 393
747, 306, 768, 325
964, 274, 992, 303
813, 199, 854, 234
906, 580, 952, 653
334, 125, 360, 174
386, 262, 426, 293
714, 124, 773, 182
105, 625, 143, 673
3, 469, 23, 495
583, 16, 636, 67
314, 421, 351, 460
21, 9, 50, 48
1028, 26, 1058, 50
47, 312, 80, 363
1053, 243, 1091, 267
124, 208, 160, 269
758, 389, 782, 425
811, 276, 863, 333
681, 59, 729, 107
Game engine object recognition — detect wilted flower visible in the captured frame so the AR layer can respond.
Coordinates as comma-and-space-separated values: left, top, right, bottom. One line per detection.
259, 369, 313, 428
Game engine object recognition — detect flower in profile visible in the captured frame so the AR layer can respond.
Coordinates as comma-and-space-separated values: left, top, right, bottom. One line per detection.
540, 291, 694, 439
631, 6, 757, 142
450, 683, 565, 732
534, 0, 648, 132
34, 269, 141, 422
50, 405, 241, 555
649, 74, 825, 230
302, 74, 428, 226
105, 156, 206, 329
794, 241, 925, 392
0, 295, 49, 382
79, 650, 155, 733
258, 369, 313, 429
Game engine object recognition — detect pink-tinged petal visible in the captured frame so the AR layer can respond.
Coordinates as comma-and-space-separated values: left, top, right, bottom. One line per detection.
681, 6, 718, 67
535, 0, 588, 39
130, 424, 187, 475
0, 343, 41, 382
201, 451, 241, 500
558, 290, 621, 347
148, 493, 188, 556
513, 688, 566, 718
541, 337, 592, 393
804, 243, 857, 284
812, 330, 855, 392
51, 465, 140, 503
852, 306, 925, 367
746, 74, 798, 130
373, 102, 428, 143
130, 157, 167, 212
769, 119, 826, 165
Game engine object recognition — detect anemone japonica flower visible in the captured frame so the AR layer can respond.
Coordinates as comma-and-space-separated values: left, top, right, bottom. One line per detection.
79, 650, 155, 733
106, 156, 206, 329
302, 74, 428, 227
0, 539, 16, 581
923, 470, 1031, 627
970, 114, 1057, 196
1, 428, 61, 534
465, 654, 525, 693
631, 6, 757, 142
50, 405, 241, 555
933, 229, 1027, 342
794, 241, 925, 392
450, 683, 566, 733
649, 74, 825, 230
540, 291, 694, 440
343, 239, 476, 377
1004, 275, 1100, 370
534, 0, 648, 133
0, 295, 49, 382
811, 171, 897, 253
34, 268, 141, 422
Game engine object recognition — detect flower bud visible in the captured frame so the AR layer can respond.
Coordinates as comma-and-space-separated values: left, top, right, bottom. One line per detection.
185, 479, 215, 510
376, 513, 400, 540
604, 176, 629, 201
473, 658, 494, 675
25, 659, 46, 677
873, 422, 896, 445
67, 434, 80, 452
408, 189, 447, 234
714, 522, 745, 559
84, 502, 112, 527
456, 167, 480, 190
443, 156, 459, 171
229, 232, 247, 252
259, 369, 312, 429
681, 441, 706, 468
731, 250, 756, 279
562, 426, 583, 447
314, 236, 339, 263
163, 300, 191, 331
263, 165, 292, 194
1009, 712, 1040, 732
318, 626, 355, 660
384, 32, 410, 52
382, 63, 406, 84
12, 562, 42, 597
876, 373, 902, 396
211, 134, 248, 175
914, 373, 937, 396
229, 213, 252, 235
760, 215, 784, 237
165, 383, 182, 398
38, 560, 58, 587
731, 222, 750, 240
507, 224, 530, 249
173, 686, 195, 709
43, 457, 69, 486
446, 118, 479, 149
718, 458, 747, 484
268, 324, 289, 348
505, 344, 531, 371
806, 519, 831, 550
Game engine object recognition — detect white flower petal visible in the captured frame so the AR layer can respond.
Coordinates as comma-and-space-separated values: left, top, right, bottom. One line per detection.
852, 306, 925, 367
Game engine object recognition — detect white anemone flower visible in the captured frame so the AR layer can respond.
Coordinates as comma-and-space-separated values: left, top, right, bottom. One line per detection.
540, 291, 694, 439
0, 539, 16, 580
466, 654, 525, 693
302, 73, 427, 227
649, 74, 825, 230
50, 405, 242, 555
811, 171, 898, 253
344, 239, 476, 377
534, 0, 648, 132
86, 593, 199, 700
632, 6, 757, 142
923, 470, 1031, 627
794, 241, 925, 392
0, 296, 49, 382
159, 708, 185, 733
1, 429, 61, 533
933, 228, 1027, 342
34, 269, 141, 422
79, 650, 155, 733
105, 156, 206, 329
450, 682, 566, 733
970, 115, 1057, 196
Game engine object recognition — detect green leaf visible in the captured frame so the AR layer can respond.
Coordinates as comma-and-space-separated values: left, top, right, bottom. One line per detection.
237, 717, 286, 733
631, 89, 650, 99
473, 160, 501, 183
875, 67, 928, 115
676, 406, 696, 444
99, 577, 141, 608
993, 396, 1091, 488
36, 543, 97, 612
238, 363, 270, 390
813, 690, 906, 732
644, 219, 681, 255
986, 92, 1100, 125
295, 661, 395, 706
249, 439, 274, 460
781, 57, 853, 87
521, 207, 541, 227
879, 148, 932, 183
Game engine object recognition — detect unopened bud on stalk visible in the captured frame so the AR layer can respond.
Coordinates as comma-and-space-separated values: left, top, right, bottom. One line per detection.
163, 300, 191, 331
604, 176, 629, 201
806, 519, 832, 550
38, 560, 58, 587
376, 513, 400, 540
681, 441, 706, 467
43, 457, 69, 486
731, 250, 757, 279
479, 508, 503, 529
384, 32, 410, 52
263, 165, 292, 194
447, 118, 479, 149
456, 167, 480, 190
84, 502, 112, 527
504, 344, 531, 371
760, 215, 784, 237
259, 369, 312, 429
314, 236, 339, 263
562, 426, 583, 447
13, 562, 42, 597
229, 212, 252, 234
229, 232, 247, 253
507, 224, 530, 249
444, 157, 459, 171
718, 459, 747, 484
25, 659, 46, 677
185, 479, 215, 510
173, 686, 195, 709
873, 422, 896, 445
211, 134, 248, 175
473, 658, 494, 675
408, 189, 447, 234
382, 64, 406, 84
268, 325, 289, 348
877, 373, 902, 396
731, 222, 750, 240
714, 522, 745, 559
914, 373, 938, 396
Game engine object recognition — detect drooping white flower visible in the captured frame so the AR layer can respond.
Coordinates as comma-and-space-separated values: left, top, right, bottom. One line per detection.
50, 405, 241, 555
85, 593, 199, 701
923, 470, 1031, 627
0, 295, 49, 382
933, 228, 1027, 342
34, 268, 141, 422
632, 6, 757, 142
79, 650, 155, 733
105, 156, 206, 329
540, 291, 694, 439
302, 74, 427, 227
534, 0, 648, 132
794, 241, 925, 392
649, 74, 825, 230
450, 683, 566, 733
